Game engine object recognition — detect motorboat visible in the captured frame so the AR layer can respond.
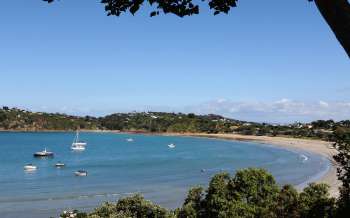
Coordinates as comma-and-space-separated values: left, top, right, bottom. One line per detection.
33, 148, 54, 157
71, 130, 87, 151
24, 164, 37, 171
55, 162, 65, 168
168, 143, 176, 149
75, 170, 88, 176
126, 138, 134, 142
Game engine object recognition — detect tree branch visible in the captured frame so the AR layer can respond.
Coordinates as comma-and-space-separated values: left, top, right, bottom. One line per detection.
314, 0, 350, 57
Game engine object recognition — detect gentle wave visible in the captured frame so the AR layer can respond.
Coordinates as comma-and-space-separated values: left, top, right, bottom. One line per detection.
0, 192, 139, 204
300, 154, 309, 163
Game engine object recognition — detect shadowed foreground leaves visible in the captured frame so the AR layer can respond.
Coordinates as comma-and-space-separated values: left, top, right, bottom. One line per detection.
333, 128, 350, 217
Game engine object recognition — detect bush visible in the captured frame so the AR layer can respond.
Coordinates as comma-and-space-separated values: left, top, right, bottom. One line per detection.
89, 194, 170, 218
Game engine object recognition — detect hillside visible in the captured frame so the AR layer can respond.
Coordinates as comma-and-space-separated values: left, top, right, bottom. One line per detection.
0, 107, 100, 131
0, 106, 349, 140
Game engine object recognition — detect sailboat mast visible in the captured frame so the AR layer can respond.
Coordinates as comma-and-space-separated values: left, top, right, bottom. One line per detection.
76, 130, 79, 143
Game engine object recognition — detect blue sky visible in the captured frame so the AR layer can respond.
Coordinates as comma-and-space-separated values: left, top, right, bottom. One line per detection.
0, 0, 349, 122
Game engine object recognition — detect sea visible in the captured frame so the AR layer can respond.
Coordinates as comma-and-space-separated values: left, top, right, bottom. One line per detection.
0, 132, 329, 218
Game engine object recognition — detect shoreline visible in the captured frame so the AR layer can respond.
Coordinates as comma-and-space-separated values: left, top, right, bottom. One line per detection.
162, 133, 340, 197
1, 130, 341, 196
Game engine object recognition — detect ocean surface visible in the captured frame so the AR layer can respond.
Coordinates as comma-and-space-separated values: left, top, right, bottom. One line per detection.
0, 132, 329, 218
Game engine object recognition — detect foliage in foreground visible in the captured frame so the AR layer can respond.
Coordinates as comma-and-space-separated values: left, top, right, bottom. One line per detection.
332, 129, 350, 217
61, 169, 337, 218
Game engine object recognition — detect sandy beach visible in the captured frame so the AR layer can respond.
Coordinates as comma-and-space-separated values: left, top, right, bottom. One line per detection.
164, 133, 341, 197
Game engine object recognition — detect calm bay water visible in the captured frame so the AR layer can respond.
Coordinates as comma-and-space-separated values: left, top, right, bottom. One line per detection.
0, 132, 329, 218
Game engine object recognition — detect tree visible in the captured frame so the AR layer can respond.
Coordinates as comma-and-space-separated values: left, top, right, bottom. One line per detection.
178, 186, 205, 218
205, 172, 232, 217
272, 185, 300, 218
228, 168, 279, 217
89, 194, 171, 218
332, 129, 350, 217
43, 0, 350, 57
0, 111, 6, 123
186, 168, 281, 218
299, 183, 335, 218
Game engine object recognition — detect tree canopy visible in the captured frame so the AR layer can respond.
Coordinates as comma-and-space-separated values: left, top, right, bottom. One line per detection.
43, 0, 350, 57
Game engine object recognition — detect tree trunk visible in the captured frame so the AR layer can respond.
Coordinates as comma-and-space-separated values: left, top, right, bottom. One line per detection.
314, 0, 350, 58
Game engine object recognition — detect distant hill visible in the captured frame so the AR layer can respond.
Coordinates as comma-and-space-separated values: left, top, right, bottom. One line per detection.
0, 107, 101, 131
99, 112, 244, 133
0, 107, 243, 133
1, 106, 349, 140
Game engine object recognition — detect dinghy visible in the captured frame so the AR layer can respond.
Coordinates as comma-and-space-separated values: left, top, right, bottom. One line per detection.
168, 143, 176, 149
55, 162, 65, 168
75, 170, 88, 176
24, 164, 37, 171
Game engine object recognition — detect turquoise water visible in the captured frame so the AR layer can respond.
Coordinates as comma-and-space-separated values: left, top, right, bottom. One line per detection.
0, 132, 329, 218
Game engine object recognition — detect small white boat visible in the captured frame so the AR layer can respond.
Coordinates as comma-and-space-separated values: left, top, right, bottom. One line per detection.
168, 143, 176, 149
55, 162, 65, 168
71, 145, 86, 151
126, 138, 134, 142
71, 130, 87, 151
24, 164, 37, 171
75, 170, 88, 176
33, 148, 54, 157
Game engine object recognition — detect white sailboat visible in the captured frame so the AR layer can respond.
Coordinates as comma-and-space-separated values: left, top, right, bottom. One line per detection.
71, 130, 87, 151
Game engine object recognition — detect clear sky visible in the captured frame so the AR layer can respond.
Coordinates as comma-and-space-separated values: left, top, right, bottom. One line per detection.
0, 0, 349, 123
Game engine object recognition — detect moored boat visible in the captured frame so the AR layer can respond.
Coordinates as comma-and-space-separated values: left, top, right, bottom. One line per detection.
24, 164, 37, 171
33, 148, 54, 157
55, 162, 65, 168
71, 145, 86, 151
168, 143, 176, 148
75, 170, 88, 176
71, 130, 87, 151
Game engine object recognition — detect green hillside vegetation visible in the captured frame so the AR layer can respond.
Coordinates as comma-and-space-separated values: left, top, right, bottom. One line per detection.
0, 107, 100, 131
1, 106, 350, 141
99, 112, 236, 133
